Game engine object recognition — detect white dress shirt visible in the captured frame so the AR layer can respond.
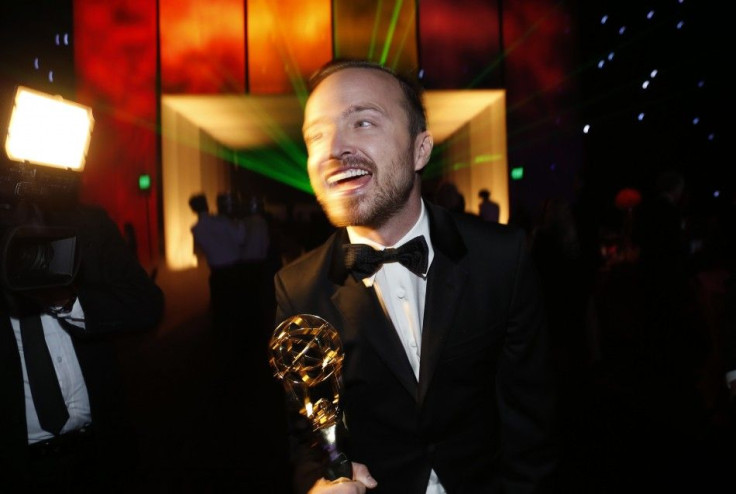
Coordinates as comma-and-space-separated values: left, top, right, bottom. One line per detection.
191, 214, 247, 268
347, 200, 446, 494
11, 298, 91, 444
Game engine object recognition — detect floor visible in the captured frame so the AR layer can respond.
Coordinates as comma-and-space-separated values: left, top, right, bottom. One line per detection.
114, 262, 292, 493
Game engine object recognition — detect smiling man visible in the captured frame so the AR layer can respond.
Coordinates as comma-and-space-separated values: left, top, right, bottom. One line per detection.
273, 59, 558, 494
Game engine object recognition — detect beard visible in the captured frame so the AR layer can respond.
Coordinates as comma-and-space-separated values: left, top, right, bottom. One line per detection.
315, 151, 416, 230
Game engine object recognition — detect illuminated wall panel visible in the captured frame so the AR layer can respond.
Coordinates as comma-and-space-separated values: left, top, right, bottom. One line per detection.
469, 98, 509, 224
247, 0, 332, 95
161, 99, 229, 270
334, 0, 418, 77
160, 0, 245, 94
74, 0, 159, 267
424, 92, 508, 224
418, 0, 502, 89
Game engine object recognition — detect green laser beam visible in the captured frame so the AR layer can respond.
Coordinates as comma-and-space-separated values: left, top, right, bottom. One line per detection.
380, 0, 403, 65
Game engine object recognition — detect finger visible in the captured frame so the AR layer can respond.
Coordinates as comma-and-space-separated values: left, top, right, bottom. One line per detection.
351, 462, 377, 489
310, 478, 365, 494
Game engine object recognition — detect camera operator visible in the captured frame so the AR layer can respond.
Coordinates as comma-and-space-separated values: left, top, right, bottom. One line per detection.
0, 166, 165, 491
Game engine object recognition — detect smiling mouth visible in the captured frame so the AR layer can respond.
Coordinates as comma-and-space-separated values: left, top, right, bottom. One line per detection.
326, 168, 371, 186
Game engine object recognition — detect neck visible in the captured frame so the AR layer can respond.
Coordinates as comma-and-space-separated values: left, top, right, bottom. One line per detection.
351, 188, 423, 247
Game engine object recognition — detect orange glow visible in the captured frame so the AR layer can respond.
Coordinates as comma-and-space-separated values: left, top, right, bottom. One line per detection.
74, 0, 159, 268
333, 0, 418, 75
419, 0, 500, 88
247, 0, 332, 94
160, 0, 245, 93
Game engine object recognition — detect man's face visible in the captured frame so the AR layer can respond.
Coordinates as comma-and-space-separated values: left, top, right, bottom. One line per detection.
302, 68, 426, 229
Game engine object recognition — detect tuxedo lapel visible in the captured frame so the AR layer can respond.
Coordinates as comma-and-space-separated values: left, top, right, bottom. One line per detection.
325, 204, 470, 405
418, 203, 469, 406
332, 273, 418, 400
418, 251, 467, 406
1, 311, 31, 455
328, 231, 418, 400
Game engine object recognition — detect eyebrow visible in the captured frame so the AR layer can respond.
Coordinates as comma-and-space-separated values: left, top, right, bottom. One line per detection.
344, 104, 385, 119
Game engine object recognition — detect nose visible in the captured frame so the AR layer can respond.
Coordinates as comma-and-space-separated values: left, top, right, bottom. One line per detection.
327, 127, 355, 160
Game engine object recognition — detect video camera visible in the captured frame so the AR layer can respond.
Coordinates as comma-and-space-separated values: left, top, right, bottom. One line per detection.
0, 86, 93, 292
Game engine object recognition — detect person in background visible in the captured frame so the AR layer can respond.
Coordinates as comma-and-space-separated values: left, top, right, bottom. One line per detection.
238, 195, 276, 365
273, 58, 557, 494
433, 180, 466, 214
189, 192, 246, 346
0, 195, 164, 492
478, 188, 500, 223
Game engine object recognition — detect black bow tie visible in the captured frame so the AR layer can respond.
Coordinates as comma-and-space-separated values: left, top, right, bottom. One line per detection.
344, 235, 429, 279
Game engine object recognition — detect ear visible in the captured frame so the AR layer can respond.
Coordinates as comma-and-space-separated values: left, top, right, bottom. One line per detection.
413, 131, 433, 172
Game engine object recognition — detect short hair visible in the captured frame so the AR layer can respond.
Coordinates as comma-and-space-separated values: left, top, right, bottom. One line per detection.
307, 59, 427, 139
189, 194, 208, 214
217, 192, 241, 217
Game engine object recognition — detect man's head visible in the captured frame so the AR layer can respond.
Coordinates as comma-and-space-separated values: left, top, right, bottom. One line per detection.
216, 192, 241, 218
188, 194, 208, 214
302, 59, 433, 240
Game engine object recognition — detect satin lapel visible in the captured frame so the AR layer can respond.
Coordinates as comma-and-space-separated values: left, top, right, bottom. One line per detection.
332, 276, 418, 400
417, 203, 469, 406
417, 250, 467, 406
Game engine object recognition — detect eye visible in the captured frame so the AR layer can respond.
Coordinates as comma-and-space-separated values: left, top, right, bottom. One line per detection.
356, 120, 373, 128
304, 132, 322, 144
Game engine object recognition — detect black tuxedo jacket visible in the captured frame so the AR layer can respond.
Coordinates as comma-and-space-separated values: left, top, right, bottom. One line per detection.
0, 204, 164, 484
275, 202, 558, 494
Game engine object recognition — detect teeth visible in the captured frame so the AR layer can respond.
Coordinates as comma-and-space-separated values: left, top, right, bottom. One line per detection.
327, 168, 369, 185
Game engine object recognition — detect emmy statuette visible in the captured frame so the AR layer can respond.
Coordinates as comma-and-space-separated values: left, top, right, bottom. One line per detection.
269, 314, 352, 481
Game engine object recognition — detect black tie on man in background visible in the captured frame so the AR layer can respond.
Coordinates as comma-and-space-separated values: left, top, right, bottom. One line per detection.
19, 313, 70, 436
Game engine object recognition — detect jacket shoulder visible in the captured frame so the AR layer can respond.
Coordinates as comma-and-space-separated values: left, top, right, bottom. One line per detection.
276, 230, 342, 286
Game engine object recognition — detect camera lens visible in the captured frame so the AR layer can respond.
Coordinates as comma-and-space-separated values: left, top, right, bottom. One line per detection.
8, 238, 53, 276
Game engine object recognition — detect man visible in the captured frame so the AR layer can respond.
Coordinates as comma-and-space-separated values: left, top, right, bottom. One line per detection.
478, 188, 500, 223
0, 198, 165, 491
189, 192, 247, 345
273, 59, 558, 493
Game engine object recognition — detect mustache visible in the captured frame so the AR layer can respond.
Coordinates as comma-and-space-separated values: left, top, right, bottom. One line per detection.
337, 155, 375, 171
